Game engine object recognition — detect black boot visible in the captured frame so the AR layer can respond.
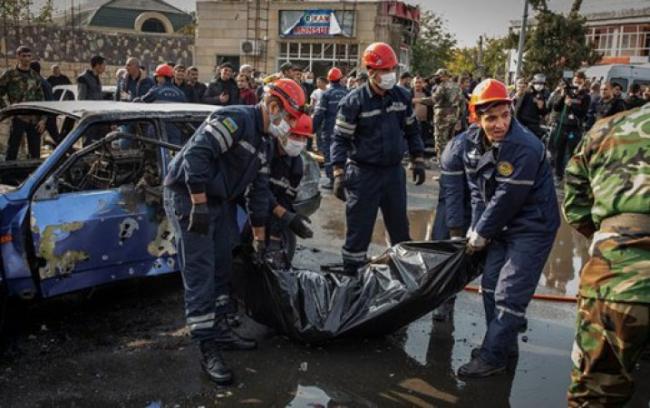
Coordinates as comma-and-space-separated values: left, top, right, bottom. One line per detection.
471, 345, 518, 360
214, 319, 257, 351
457, 356, 506, 378
226, 313, 241, 328
199, 340, 233, 385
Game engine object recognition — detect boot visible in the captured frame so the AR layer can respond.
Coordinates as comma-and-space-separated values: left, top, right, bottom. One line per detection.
199, 340, 233, 385
320, 179, 334, 190
471, 345, 518, 360
226, 313, 241, 328
458, 356, 506, 378
213, 319, 257, 351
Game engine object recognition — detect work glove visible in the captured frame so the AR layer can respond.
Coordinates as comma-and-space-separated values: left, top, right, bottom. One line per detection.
188, 203, 210, 236
281, 211, 313, 239
333, 174, 346, 202
251, 239, 266, 265
410, 157, 426, 186
465, 229, 487, 254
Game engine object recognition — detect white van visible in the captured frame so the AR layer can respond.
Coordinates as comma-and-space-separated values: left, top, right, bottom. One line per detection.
581, 64, 650, 95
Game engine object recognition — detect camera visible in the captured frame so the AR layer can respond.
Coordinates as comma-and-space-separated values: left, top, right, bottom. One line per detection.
562, 78, 578, 100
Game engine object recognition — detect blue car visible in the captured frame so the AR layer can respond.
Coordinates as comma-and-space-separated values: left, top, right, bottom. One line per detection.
0, 102, 321, 311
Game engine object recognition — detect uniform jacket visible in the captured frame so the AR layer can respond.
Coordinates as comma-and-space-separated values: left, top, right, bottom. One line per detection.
312, 82, 348, 136
464, 120, 560, 239
0, 66, 45, 108
439, 132, 471, 231
331, 81, 424, 167
203, 76, 240, 106
269, 140, 303, 210
136, 80, 187, 103
77, 69, 103, 100
563, 106, 650, 303
164, 105, 271, 226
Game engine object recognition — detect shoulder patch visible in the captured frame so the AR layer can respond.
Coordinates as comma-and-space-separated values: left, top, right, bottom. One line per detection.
222, 117, 239, 134
497, 161, 514, 177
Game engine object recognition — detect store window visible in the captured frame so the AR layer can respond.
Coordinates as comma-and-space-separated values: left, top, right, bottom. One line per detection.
278, 42, 359, 76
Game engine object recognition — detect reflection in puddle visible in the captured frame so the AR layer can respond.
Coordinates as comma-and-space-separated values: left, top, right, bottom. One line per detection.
321, 207, 589, 297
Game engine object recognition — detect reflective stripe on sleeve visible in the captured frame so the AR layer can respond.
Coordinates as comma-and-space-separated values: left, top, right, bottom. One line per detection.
211, 120, 234, 148
359, 109, 381, 118
239, 140, 256, 154
495, 177, 534, 186
204, 124, 228, 152
386, 102, 407, 113
440, 170, 464, 176
497, 305, 526, 318
342, 248, 367, 262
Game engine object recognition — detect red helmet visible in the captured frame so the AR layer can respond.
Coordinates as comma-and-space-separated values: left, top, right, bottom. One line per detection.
327, 67, 343, 82
154, 64, 174, 78
469, 78, 512, 122
266, 78, 306, 118
362, 42, 398, 70
290, 114, 313, 138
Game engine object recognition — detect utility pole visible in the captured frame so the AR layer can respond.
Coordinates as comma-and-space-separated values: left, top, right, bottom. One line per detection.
514, 0, 529, 82
477, 35, 484, 79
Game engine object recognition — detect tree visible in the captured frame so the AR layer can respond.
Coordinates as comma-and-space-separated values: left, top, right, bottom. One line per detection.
448, 47, 478, 77
481, 37, 510, 80
33, 0, 55, 24
518, 0, 600, 85
411, 11, 456, 76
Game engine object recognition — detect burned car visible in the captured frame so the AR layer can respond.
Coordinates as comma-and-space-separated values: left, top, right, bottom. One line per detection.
0, 101, 321, 306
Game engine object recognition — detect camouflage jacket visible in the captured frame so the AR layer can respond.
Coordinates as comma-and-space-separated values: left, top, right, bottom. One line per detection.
563, 106, 650, 303
430, 80, 463, 120
0, 66, 45, 109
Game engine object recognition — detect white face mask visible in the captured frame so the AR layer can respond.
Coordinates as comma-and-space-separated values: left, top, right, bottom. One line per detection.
269, 119, 292, 139
304, 79, 314, 85
282, 138, 306, 157
376, 72, 397, 90
533, 84, 544, 91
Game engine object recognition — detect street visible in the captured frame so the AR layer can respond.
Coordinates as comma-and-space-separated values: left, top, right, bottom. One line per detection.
1, 167, 648, 408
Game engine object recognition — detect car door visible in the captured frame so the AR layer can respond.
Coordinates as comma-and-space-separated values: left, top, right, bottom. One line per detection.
29, 119, 178, 297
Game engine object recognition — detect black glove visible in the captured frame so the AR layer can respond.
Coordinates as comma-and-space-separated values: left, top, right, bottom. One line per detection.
252, 239, 266, 265
333, 174, 346, 202
281, 211, 313, 239
411, 159, 426, 186
188, 203, 209, 235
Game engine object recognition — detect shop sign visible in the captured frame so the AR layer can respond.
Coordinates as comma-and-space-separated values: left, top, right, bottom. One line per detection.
281, 9, 352, 37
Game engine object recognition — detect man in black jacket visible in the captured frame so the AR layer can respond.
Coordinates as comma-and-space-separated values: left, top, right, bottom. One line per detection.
77, 55, 106, 100
550, 72, 590, 180
185, 66, 207, 103
593, 81, 627, 123
202, 62, 239, 106
514, 73, 548, 139
624, 83, 646, 110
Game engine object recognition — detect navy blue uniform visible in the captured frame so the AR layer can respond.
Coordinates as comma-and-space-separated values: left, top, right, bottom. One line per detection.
331, 82, 424, 268
431, 131, 471, 239
135, 80, 187, 145
312, 82, 348, 181
464, 120, 560, 367
163, 105, 271, 341
267, 140, 303, 238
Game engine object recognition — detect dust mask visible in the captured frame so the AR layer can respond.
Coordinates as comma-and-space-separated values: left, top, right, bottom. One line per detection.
269, 119, 291, 139
533, 84, 544, 91
282, 138, 306, 157
376, 72, 397, 90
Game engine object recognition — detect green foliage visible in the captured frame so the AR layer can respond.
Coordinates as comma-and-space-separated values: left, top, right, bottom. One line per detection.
519, 0, 600, 85
33, 0, 55, 24
411, 11, 456, 76
448, 48, 478, 77
448, 37, 510, 81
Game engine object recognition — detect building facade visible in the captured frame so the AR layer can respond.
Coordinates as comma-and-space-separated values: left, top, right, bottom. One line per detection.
194, 0, 419, 80
583, 7, 650, 63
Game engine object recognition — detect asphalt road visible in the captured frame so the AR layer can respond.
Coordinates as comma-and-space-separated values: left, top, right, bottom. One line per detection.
1, 168, 648, 407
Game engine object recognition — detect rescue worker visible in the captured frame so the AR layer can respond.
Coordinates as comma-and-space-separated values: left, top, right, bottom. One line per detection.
163, 79, 306, 385
564, 107, 650, 406
312, 67, 348, 190
331, 42, 425, 275
421, 68, 463, 158
430, 130, 472, 321
265, 114, 314, 268
458, 79, 560, 378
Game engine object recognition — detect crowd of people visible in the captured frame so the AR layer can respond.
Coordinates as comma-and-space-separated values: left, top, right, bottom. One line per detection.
0, 41, 648, 408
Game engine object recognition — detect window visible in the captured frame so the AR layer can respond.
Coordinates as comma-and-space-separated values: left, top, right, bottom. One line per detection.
141, 18, 167, 33
215, 55, 240, 71
278, 42, 360, 76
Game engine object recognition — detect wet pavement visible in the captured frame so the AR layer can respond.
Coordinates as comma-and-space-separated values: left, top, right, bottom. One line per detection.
1, 170, 649, 407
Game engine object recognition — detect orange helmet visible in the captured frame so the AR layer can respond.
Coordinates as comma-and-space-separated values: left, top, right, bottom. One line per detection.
154, 64, 174, 78
362, 42, 398, 70
327, 67, 343, 82
469, 78, 512, 122
266, 78, 306, 118
290, 114, 313, 138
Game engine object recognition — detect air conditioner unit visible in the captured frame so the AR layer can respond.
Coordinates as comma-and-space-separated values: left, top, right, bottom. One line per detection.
240, 40, 263, 56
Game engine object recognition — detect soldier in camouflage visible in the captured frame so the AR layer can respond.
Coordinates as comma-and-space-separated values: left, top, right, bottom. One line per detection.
563, 106, 650, 407
0, 46, 46, 160
421, 69, 464, 158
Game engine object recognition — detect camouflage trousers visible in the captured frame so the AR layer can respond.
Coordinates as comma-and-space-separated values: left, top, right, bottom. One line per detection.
568, 297, 649, 407
433, 122, 454, 158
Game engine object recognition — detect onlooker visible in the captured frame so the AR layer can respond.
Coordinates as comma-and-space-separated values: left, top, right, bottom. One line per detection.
356, 72, 368, 87
302, 71, 315, 101
514, 73, 548, 139
77, 55, 106, 100
202, 62, 239, 106
30, 60, 61, 143
239, 64, 256, 89
412, 75, 432, 150
173, 64, 186, 88
644, 85, 650, 103
592, 81, 626, 125
310, 76, 328, 113
236, 74, 257, 105
399, 72, 413, 91
611, 82, 623, 99
184, 66, 207, 103
115, 57, 154, 101
0, 46, 46, 160
46, 64, 71, 87
624, 83, 646, 110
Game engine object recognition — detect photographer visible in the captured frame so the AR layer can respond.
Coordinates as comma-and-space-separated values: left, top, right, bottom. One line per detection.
514, 73, 548, 139
550, 71, 590, 181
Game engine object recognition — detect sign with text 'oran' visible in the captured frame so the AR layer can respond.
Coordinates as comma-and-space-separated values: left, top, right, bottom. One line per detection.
280, 10, 355, 37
